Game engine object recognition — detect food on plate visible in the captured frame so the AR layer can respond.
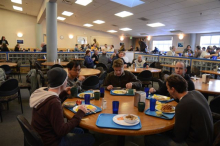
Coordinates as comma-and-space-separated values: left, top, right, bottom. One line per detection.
63, 102, 76, 107
161, 104, 175, 113
123, 114, 138, 124
113, 90, 127, 94
76, 100, 82, 105
74, 105, 96, 112
156, 101, 162, 105
117, 117, 124, 120
153, 94, 170, 101
156, 111, 162, 116
78, 93, 94, 98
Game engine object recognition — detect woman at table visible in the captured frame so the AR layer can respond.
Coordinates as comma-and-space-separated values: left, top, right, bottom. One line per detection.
84, 50, 95, 68
183, 45, 193, 56
104, 58, 142, 90
14, 44, 20, 51
0, 36, 9, 46
66, 61, 85, 93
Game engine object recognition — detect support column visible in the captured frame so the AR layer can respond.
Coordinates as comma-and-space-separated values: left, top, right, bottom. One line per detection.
46, 1, 57, 62
35, 24, 43, 49
190, 33, 196, 51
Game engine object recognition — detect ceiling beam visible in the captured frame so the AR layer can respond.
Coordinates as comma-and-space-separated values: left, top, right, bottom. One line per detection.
37, 0, 57, 24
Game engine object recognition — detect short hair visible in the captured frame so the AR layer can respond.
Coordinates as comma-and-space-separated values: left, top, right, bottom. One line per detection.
86, 50, 90, 55
102, 51, 106, 55
67, 61, 80, 70
176, 61, 186, 68
75, 44, 78, 46
113, 58, 124, 68
166, 74, 188, 93
202, 47, 206, 50
118, 51, 124, 54
196, 46, 201, 50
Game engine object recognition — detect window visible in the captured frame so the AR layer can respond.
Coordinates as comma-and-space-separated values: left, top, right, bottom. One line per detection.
152, 40, 172, 52
200, 35, 220, 48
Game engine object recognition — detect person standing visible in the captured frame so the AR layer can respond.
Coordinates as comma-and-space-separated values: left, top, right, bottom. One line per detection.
30, 67, 94, 146
139, 38, 147, 52
0, 36, 9, 46
145, 74, 213, 146
194, 46, 202, 58
41, 42, 47, 52
1, 43, 9, 51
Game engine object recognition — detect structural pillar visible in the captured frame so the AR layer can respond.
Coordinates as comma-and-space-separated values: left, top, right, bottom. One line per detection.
190, 33, 196, 51
46, 1, 57, 62
35, 24, 43, 49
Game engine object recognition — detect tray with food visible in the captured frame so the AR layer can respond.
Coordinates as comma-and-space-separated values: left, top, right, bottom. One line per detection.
110, 89, 135, 96
145, 108, 175, 120
96, 113, 142, 130
77, 90, 96, 99
156, 104, 175, 113
147, 94, 174, 103
66, 104, 102, 115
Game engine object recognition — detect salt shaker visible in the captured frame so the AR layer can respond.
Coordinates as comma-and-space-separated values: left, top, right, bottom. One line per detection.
102, 99, 107, 109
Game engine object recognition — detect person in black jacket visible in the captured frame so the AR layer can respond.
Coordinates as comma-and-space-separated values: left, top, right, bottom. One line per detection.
139, 38, 147, 52
41, 42, 47, 52
149, 61, 195, 97
14, 44, 20, 51
91, 50, 99, 65
0, 36, 9, 46
1, 43, 9, 51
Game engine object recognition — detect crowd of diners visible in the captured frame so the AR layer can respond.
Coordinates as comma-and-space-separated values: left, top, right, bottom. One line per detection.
0, 36, 219, 146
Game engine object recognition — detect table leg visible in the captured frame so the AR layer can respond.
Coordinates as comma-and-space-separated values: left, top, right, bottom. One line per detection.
117, 135, 125, 146
170, 67, 172, 74
215, 74, 217, 79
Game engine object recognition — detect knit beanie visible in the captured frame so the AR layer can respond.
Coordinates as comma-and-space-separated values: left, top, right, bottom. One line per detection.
47, 67, 67, 88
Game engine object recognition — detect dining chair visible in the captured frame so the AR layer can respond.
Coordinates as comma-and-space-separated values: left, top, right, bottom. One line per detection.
51, 64, 63, 69
137, 70, 152, 88
82, 76, 99, 90
17, 115, 44, 146
213, 120, 220, 146
0, 79, 23, 122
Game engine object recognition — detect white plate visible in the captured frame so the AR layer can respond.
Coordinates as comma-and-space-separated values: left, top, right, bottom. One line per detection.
156, 105, 175, 114
112, 90, 127, 95
112, 114, 140, 126
73, 105, 96, 112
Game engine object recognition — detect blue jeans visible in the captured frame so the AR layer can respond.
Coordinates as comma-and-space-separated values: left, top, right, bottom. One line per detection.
145, 134, 188, 146
59, 128, 94, 146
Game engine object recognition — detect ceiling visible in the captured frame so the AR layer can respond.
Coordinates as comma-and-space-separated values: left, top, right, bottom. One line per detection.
1, 0, 220, 37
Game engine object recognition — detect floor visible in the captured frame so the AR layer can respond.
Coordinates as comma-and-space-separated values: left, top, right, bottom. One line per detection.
0, 74, 214, 146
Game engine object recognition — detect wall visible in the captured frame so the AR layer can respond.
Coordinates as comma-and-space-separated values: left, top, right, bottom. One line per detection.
0, 9, 37, 49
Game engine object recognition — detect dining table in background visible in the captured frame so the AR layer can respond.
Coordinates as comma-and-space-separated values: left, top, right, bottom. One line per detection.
41, 62, 69, 66
200, 70, 220, 79
0, 62, 17, 67
63, 91, 177, 145
124, 67, 161, 73
64, 68, 101, 77
192, 78, 220, 94
160, 64, 175, 74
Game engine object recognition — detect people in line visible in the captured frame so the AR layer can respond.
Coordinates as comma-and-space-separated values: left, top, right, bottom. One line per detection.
41, 42, 47, 52
14, 44, 20, 51
1, 43, 9, 51
149, 61, 195, 96
166, 46, 178, 56
194, 45, 202, 58
91, 50, 99, 65
200, 47, 215, 59
145, 74, 213, 146
104, 58, 142, 90
0, 36, 9, 46
134, 55, 149, 68
183, 45, 193, 56
30, 67, 94, 146
66, 61, 85, 93
84, 50, 95, 68
152, 47, 159, 54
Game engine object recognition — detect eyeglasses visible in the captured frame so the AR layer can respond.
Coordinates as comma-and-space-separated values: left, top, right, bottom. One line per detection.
72, 69, 81, 72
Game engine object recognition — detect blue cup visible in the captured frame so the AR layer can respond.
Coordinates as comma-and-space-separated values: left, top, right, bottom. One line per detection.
84, 94, 90, 104
189, 53, 191, 56
144, 87, 149, 98
100, 87, 105, 98
112, 101, 119, 114
150, 98, 156, 111
212, 56, 217, 60
179, 53, 182, 56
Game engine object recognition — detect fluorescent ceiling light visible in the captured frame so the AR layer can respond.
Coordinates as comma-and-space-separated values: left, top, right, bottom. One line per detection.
147, 23, 165, 27
170, 29, 175, 31
93, 20, 105, 24
57, 17, 66, 21
115, 11, 133, 18
83, 24, 93, 27
120, 28, 132, 31
111, 0, 144, 8
75, 0, 92, 6
11, 0, 22, 4
107, 30, 118, 33
62, 11, 73, 16
13, 6, 22, 11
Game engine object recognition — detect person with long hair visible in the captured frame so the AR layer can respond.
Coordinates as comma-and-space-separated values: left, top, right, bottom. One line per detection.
1, 43, 9, 51
14, 44, 20, 51
0, 36, 9, 46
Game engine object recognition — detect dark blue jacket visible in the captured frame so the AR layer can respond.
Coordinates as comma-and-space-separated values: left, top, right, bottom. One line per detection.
84, 55, 94, 68
41, 45, 47, 52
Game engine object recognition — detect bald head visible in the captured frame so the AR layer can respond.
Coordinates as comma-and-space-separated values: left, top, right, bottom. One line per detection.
138, 55, 142, 61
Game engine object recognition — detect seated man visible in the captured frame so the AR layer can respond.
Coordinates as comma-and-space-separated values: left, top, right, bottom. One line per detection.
91, 50, 99, 65
145, 74, 213, 146
149, 61, 195, 96
166, 46, 178, 56
66, 61, 85, 92
134, 55, 149, 68
98, 51, 111, 67
30, 67, 94, 146
104, 58, 142, 90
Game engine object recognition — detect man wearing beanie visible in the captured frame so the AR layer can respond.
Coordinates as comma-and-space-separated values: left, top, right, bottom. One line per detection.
30, 67, 94, 146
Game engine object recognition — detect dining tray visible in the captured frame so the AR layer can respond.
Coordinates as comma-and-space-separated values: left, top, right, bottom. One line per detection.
66, 104, 102, 116
146, 94, 174, 103
77, 90, 95, 99
110, 90, 135, 96
96, 113, 142, 130
145, 109, 175, 120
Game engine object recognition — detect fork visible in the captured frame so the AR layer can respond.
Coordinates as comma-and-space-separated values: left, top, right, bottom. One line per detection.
87, 109, 96, 114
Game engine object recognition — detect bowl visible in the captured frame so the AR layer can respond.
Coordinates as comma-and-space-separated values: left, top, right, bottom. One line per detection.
123, 114, 138, 124
63, 102, 76, 108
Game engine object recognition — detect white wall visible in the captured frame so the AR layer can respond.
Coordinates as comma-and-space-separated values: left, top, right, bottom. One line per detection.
0, 9, 37, 48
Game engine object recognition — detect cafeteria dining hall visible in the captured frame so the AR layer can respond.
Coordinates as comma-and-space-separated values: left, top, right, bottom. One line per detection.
0, 0, 220, 145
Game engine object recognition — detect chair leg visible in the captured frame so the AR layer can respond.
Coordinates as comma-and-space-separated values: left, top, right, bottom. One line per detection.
19, 96, 23, 114
7, 102, 9, 110
0, 108, 2, 122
